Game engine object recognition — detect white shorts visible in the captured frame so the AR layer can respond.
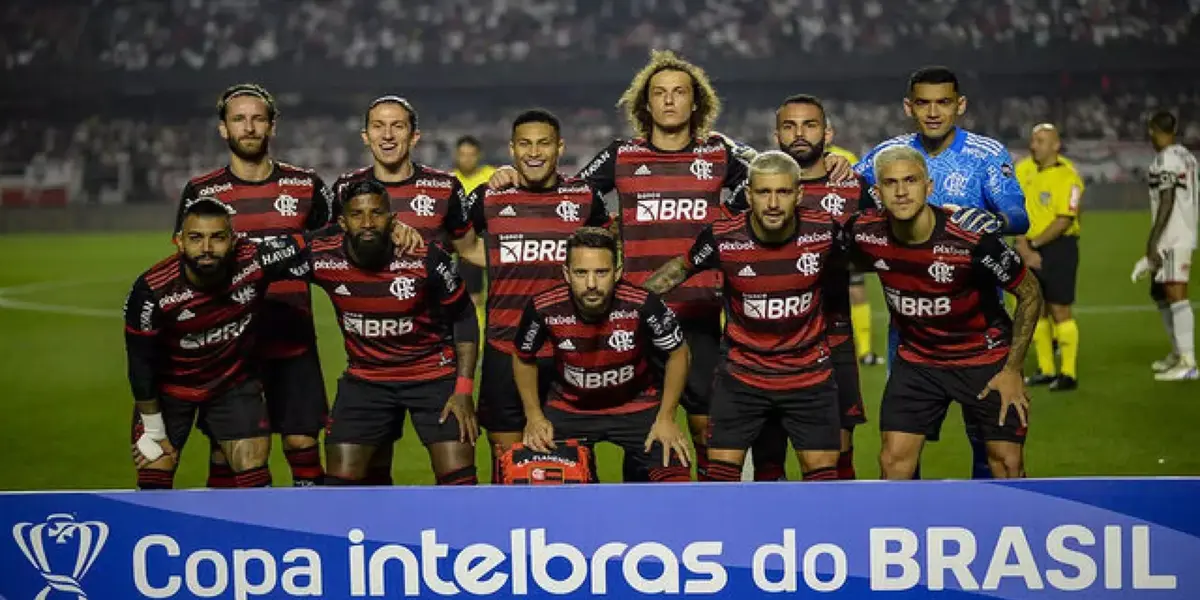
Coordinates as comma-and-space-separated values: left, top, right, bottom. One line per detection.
1155, 247, 1194, 283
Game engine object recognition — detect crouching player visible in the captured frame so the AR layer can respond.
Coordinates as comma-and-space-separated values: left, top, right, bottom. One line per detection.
313, 180, 480, 485
513, 227, 693, 482
847, 147, 1042, 479
126, 198, 314, 489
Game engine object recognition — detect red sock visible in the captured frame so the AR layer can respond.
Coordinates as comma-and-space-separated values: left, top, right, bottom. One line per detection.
284, 446, 324, 487
233, 466, 272, 488
837, 448, 857, 480
363, 464, 393, 486
206, 461, 236, 489
753, 461, 786, 482
694, 445, 712, 480
803, 466, 838, 481
436, 466, 478, 486
649, 465, 691, 482
137, 469, 175, 490
700, 459, 742, 482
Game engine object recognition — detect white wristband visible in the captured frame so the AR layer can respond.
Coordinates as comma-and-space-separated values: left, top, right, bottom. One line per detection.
136, 434, 165, 462
141, 412, 167, 441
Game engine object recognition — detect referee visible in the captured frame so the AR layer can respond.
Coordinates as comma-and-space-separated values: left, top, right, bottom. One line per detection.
1016, 123, 1083, 391
452, 135, 496, 314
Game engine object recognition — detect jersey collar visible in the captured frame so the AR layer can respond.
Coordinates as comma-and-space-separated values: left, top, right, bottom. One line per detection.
909, 126, 966, 157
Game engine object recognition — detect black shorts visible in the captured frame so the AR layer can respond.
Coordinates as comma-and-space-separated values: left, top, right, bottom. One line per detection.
326, 375, 461, 446
260, 348, 329, 436
708, 370, 842, 452
881, 356, 1027, 444
136, 379, 270, 452
543, 404, 684, 478
677, 319, 720, 416
478, 344, 555, 433
1033, 236, 1079, 306
459, 258, 485, 296
831, 341, 867, 429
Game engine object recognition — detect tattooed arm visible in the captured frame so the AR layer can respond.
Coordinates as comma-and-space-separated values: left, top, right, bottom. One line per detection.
1004, 271, 1043, 372
643, 225, 721, 296
643, 256, 692, 296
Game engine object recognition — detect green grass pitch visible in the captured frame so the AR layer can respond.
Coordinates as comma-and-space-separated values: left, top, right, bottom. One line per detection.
0, 211, 1197, 490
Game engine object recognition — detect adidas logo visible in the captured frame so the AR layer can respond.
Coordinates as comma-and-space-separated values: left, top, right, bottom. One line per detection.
634, 165, 651, 176
499, 205, 517, 217
334, 284, 351, 296
738, 265, 757, 277
874, 259, 890, 271
177, 309, 195, 321
558, 339, 576, 351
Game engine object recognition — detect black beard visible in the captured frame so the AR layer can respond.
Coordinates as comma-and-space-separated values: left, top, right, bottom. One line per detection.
182, 253, 233, 285
227, 136, 270, 162
348, 231, 393, 270
783, 140, 825, 170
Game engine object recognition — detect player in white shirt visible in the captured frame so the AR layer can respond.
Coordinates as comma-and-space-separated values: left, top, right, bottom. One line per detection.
1133, 111, 1198, 381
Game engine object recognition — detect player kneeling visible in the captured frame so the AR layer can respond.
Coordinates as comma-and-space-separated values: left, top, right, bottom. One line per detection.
847, 147, 1043, 479
511, 228, 693, 482
314, 181, 480, 486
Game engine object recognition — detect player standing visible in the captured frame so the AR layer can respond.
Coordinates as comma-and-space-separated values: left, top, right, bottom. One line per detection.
129, 198, 313, 489
853, 66, 1029, 480
177, 84, 333, 487
514, 227, 692, 482
309, 180, 480, 485
452, 135, 496, 313
1016, 124, 1084, 391
848, 147, 1042, 479
644, 151, 843, 481
1135, 111, 1198, 381
457, 109, 611, 482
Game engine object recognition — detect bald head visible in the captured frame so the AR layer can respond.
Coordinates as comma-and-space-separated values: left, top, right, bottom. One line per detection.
1029, 123, 1061, 166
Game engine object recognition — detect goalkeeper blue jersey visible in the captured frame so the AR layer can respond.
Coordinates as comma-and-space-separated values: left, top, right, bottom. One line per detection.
855, 127, 1029, 235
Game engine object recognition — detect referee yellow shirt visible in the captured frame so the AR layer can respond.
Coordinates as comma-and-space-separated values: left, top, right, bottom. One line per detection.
828, 145, 859, 164
1016, 156, 1083, 238
454, 165, 497, 194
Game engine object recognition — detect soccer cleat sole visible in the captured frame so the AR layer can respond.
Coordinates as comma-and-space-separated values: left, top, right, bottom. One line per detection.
1154, 367, 1199, 382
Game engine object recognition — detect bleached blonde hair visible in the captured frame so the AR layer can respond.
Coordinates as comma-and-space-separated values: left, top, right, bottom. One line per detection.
872, 145, 928, 178
749, 150, 802, 183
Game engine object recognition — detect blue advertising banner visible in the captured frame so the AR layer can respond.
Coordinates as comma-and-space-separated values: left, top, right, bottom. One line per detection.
2, 479, 1198, 599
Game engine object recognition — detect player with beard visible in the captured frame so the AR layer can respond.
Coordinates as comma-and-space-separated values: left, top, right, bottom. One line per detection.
853, 67, 1029, 480
487, 51, 855, 481
845, 146, 1040, 479
514, 228, 692, 482
644, 152, 843, 481
456, 109, 611, 483
129, 198, 315, 489
333, 96, 478, 484
307, 181, 480, 485
176, 84, 334, 488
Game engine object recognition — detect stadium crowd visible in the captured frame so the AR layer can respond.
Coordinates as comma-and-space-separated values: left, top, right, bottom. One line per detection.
2, 0, 1198, 70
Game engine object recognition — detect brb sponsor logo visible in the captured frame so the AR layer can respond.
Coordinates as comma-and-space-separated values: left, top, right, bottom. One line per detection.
885, 289, 951, 317
499, 236, 567, 264
743, 292, 814, 320
343, 312, 414, 338
565, 364, 636, 389
180, 314, 254, 349
13, 513, 108, 599
635, 198, 708, 222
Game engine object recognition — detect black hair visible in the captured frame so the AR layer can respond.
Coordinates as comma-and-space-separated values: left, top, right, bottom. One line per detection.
364, 96, 419, 130
565, 226, 618, 263
907, 66, 960, 96
512, 108, 561, 138
778, 93, 826, 121
178, 197, 234, 233
1148, 110, 1178, 135
455, 135, 482, 149
217, 83, 277, 122
339, 179, 390, 210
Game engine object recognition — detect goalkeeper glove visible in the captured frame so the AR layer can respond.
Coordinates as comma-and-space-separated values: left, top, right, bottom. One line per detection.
709, 130, 759, 162
948, 206, 1003, 234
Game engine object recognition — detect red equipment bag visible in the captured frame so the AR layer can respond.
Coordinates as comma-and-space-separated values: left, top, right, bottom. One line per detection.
498, 439, 594, 484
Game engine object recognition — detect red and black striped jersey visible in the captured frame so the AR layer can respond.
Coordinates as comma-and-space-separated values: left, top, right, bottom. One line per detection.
176, 161, 333, 359
124, 236, 310, 403
688, 210, 838, 391
847, 208, 1028, 367
797, 174, 874, 348
577, 135, 748, 321
332, 163, 472, 244
307, 236, 469, 383
469, 176, 611, 356
514, 281, 685, 415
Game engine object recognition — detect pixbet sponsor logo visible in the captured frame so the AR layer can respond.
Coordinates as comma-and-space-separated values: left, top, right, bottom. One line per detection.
277, 176, 312, 188
934, 244, 971, 256
158, 289, 195, 309
415, 178, 453, 189
197, 182, 233, 196
855, 232, 888, 246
